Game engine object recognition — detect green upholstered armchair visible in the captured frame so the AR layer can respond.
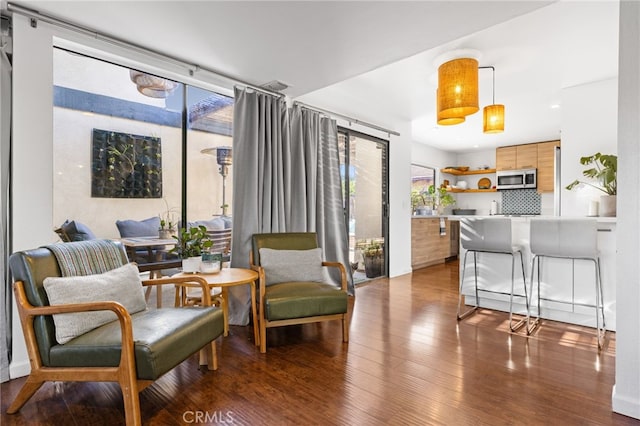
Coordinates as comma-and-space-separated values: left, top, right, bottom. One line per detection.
7, 240, 225, 426
250, 232, 349, 353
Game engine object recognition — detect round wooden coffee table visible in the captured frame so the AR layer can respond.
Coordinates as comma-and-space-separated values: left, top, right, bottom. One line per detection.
173, 268, 260, 346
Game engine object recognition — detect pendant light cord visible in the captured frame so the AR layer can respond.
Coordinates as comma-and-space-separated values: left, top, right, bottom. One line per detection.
479, 66, 496, 104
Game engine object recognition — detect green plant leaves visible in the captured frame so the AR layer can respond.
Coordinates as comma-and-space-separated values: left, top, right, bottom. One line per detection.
566, 152, 617, 195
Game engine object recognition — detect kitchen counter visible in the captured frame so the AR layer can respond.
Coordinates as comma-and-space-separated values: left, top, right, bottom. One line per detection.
413, 214, 617, 223
411, 217, 454, 269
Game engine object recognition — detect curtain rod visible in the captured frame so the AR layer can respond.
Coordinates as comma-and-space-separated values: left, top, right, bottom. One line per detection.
7, 2, 398, 137
6, 2, 284, 98
293, 101, 400, 137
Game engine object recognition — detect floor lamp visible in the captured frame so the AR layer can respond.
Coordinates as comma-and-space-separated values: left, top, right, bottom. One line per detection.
201, 146, 232, 216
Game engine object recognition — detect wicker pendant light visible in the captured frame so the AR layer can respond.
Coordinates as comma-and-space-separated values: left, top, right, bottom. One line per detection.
437, 58, 479, 123
483, 104, 505, 133
482, 66, 505, 133
129, 70, 178, 99
436, 88, 465, 125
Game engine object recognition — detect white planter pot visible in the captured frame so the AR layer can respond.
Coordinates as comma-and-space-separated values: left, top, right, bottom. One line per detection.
600, 195, 616, 217
159, 229, 173, 239
182, 256, 201, 273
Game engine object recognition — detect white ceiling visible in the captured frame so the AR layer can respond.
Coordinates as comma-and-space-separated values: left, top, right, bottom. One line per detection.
10, 1, 619, 152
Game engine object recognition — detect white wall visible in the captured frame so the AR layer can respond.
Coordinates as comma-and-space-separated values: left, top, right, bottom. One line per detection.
561, 78, 618, 217
11, 14, 53, 379
613, 0, 640, 419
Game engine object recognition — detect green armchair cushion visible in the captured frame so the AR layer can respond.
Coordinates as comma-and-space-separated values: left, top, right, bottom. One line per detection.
264, 281, 348, 321
48, 307, 224, 380
43, 263, 147, 344
259, 247, 329, 286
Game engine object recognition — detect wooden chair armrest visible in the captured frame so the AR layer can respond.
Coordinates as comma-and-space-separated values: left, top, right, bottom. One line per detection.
322, 261, 348, 292
13, 280, 136, 369
142, 276, 212, 305
23, 298, 131, 321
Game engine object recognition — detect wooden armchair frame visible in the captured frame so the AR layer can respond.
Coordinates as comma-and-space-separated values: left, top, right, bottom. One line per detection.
249, 251, 349, 354
8, 274, 215, 426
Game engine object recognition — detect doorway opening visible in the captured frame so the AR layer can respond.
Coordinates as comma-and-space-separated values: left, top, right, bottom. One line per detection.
338, 129, 389, 284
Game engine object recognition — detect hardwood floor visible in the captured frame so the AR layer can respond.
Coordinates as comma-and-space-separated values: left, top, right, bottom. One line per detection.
2, 261, 638, 425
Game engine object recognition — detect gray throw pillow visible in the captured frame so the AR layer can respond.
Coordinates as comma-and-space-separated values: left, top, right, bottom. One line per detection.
259, 247, 329, 286
59, 219, 97, 242
193, 218, 226, 231
43, 263, 147, 344
116, 216, 160, 237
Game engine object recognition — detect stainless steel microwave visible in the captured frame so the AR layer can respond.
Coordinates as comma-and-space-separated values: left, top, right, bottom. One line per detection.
496, 168, 537, 190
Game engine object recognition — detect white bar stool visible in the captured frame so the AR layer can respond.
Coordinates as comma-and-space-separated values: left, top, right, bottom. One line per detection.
527, 218, 605, 349
457, 218, 528, 332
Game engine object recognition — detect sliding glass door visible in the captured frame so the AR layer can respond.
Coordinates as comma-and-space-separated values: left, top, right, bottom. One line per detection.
338, 129, 389, 282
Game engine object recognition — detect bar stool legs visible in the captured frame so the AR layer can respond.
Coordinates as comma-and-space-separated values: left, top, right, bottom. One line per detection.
457, 250, 478, 320
527, 254, 606, 349
509, 251, 528, 332
457, 249, 528, 332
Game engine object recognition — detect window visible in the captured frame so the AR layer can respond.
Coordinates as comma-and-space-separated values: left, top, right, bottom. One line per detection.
52, 48, 233, 240
411, 164, 435, 212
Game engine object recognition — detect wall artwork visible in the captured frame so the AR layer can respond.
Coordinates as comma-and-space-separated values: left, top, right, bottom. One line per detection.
91, 129, 162, 198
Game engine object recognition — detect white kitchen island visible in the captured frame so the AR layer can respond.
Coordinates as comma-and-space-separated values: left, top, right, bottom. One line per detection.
455, 216, 617, 331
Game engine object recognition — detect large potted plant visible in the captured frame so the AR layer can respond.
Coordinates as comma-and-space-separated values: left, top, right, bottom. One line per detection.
566, 152, 617, 216
171, 225, 213, 273
358, 239, 384, 278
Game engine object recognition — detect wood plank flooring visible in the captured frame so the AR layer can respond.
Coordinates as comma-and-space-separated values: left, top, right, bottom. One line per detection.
2, 261, 638, 425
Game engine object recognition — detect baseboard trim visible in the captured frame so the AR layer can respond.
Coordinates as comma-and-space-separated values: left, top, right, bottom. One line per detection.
612, 385, 640, 420
9, 360, 30, 380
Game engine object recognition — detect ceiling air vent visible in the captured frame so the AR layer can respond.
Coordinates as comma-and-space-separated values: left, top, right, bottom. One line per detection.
260, 80, 289, 92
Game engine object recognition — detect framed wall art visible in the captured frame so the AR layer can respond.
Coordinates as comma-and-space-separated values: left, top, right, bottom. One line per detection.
91, 129, 162, 198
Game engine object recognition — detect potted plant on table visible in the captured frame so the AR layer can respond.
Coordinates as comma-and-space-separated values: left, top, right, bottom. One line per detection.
565, 152, 617, 217
158, 199, 178, 239
170, 225, 213, 273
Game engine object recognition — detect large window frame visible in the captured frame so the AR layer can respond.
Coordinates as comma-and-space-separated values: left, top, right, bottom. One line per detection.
52, 47, 234, 240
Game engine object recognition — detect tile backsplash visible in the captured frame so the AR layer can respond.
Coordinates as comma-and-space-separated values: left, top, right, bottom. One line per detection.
501, 189, 541, 215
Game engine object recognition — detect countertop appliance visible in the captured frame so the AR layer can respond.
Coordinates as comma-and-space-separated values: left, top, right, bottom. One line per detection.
496, 168, 537, 190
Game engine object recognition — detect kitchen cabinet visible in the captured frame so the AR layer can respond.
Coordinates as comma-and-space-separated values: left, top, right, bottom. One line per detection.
536, 140, 561, 193
496, 146, 517, 170
411, 217, 451, 270
496, 144, 538, 170
516, 144, 538, 169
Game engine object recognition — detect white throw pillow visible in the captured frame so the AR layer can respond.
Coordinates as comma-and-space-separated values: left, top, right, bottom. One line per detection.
259, 247, 329, 286
43, 263, 147, 344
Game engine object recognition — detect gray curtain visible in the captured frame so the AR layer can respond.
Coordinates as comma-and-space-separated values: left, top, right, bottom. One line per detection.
228, 88, 353, 325
1, 45, 12, 382
228, 87, 289, 325
289, 105, 353, 289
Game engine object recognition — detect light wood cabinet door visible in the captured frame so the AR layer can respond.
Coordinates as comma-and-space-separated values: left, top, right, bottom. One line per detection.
516, 144, 538, 169
496, 146, 517, 170
536, 140, 561, 193
411, 218, 451, 270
